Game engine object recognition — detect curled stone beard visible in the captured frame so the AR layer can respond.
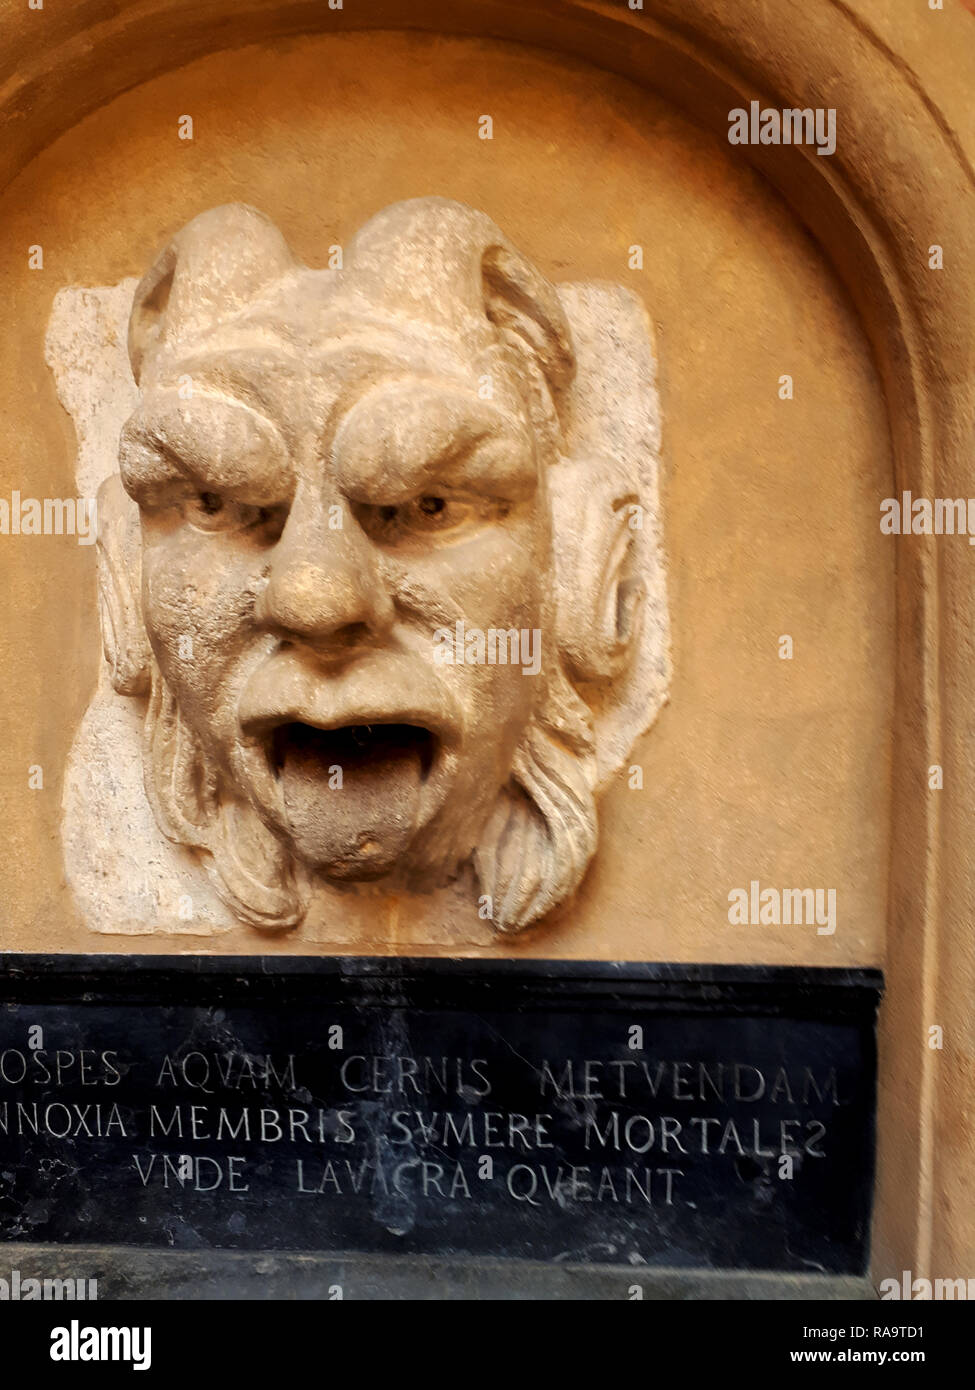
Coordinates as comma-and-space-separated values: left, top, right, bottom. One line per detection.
142, 665, 310, 931
141, 656, 598, 935
473, 665, 597, 933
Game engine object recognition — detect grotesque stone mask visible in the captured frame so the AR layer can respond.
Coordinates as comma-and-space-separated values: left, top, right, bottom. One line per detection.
58, 197, 670, 938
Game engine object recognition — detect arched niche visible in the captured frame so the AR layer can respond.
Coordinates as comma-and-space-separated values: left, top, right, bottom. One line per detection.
0, 0, 971, 1286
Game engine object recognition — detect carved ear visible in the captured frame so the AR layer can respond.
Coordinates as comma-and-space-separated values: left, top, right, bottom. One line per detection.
481, 243, 575, 400
95, 474, 151, 696
128, 204, 297, 382
548, 281, 661, 690
550, 457, 646, 683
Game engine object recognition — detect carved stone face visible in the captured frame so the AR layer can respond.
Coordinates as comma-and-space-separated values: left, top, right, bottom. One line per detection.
122, 310, 550, 885
89, 197, 665, 936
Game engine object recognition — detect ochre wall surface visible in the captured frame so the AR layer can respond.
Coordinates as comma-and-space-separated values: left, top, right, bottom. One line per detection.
1, 0, 973, 1289
0, 32, 894, 962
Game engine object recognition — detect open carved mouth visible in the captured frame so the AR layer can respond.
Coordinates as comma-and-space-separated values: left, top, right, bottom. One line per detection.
269, 721, 437, 782
265, 720, 439, 876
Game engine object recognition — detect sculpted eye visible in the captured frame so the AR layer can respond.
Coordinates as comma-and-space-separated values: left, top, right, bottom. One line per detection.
406, 495, 456, 529
417, 495, 446, 517
184, 491, 285, 538
355, 492, 494, 546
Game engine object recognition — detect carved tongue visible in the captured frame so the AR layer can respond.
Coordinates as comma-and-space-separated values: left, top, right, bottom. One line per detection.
276, 724, 428, 878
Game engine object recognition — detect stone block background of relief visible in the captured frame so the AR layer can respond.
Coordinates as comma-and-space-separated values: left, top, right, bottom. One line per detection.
49, 199, 670, 944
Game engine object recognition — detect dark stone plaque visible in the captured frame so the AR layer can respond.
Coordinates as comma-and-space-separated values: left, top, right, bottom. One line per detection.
0, 956, 881, 1273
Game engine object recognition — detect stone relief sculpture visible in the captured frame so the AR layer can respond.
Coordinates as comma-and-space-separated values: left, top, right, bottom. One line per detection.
51, 197, 670, 940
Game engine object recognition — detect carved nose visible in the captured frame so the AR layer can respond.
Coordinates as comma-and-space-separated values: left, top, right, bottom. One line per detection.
256, 505, 393, 649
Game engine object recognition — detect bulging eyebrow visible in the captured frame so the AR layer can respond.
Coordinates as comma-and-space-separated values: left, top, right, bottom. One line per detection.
331, 381, 538, 503
118, 390, 292, 506
154, 348, 308, 431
